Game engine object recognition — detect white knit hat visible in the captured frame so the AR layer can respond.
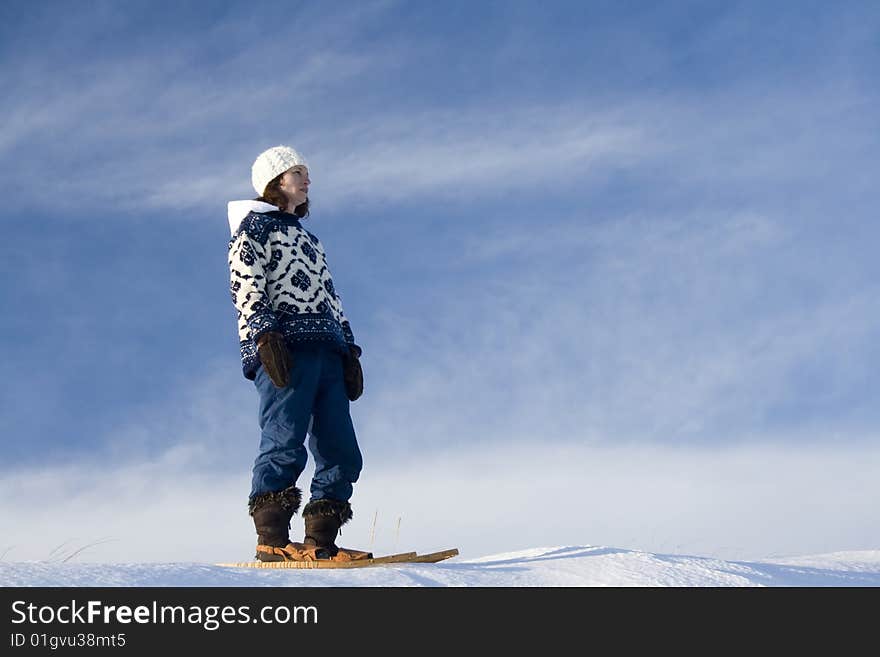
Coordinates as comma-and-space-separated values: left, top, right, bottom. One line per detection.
251, 145, 309, 196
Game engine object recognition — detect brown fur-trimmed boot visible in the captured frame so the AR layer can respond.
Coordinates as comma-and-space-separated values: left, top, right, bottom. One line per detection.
248, 485, 304, 562
301, 498, 373, 561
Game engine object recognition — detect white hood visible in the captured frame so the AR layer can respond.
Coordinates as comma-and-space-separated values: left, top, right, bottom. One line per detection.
227, 200, 278, 235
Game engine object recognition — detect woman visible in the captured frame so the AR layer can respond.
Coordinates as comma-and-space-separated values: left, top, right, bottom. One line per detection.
227, 145, 370, 562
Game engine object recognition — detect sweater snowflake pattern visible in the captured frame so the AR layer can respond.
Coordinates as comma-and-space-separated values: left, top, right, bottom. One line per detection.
227, 200, 361, 380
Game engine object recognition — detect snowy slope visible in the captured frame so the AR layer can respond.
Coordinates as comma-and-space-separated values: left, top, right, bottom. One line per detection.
2, 545, 879, 587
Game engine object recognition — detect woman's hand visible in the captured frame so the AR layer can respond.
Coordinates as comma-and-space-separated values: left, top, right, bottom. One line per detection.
343, 347, 364, 401
257, 331, 292, 388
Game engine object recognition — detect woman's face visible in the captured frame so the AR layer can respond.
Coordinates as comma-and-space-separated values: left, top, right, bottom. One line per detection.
279, 165, 310, 208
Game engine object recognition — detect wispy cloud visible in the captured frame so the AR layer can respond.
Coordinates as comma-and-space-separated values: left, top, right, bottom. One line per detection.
2, 439, 878, 562
0, 0, 403, 208
351, 203, 880, 448
1, 0, 875, 220
5, 79, 874, 217
302, 105, 649, 208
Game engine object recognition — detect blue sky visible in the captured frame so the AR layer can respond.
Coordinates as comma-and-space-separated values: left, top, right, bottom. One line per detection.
1, 0, 879, 561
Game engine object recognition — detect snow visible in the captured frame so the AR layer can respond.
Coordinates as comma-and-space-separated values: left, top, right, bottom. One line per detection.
2, 545, 879, 587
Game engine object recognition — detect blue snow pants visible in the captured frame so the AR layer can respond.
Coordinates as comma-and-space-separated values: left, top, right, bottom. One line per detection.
249, 341, 363, 503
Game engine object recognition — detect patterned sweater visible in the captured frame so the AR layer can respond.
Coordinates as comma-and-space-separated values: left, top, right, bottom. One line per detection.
227, 200, 361, 380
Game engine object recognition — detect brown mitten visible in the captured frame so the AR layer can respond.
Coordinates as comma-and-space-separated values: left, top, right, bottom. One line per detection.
257, 331, 292, 388
343, 347, 364, 401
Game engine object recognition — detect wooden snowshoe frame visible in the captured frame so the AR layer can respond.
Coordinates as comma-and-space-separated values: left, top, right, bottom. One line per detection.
216, 548, 459, 569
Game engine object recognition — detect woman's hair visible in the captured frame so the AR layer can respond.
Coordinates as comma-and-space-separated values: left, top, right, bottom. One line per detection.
255, 171, 310, 218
